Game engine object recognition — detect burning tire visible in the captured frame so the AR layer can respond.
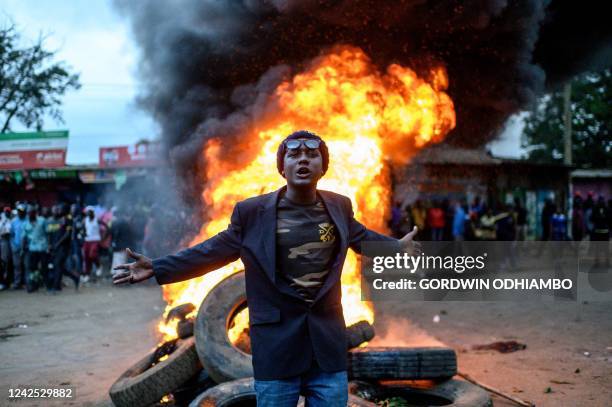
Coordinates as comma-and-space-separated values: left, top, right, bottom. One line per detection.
177, 317, 195, 339
349, 379, 492, 407
346, 320, 375, 349
348, 347, 457, 380
194, 271, 252, 383
188, 377, 377, 407
109, 337, 201, 407
166, 303, 196, 322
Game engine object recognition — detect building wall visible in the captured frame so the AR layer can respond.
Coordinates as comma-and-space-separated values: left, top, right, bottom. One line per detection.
573, 178, 612, 200
394, 163, 492, 207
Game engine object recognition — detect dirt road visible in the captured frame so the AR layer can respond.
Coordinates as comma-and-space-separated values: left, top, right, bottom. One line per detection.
1, 280, 610, 406
376, 301, 612, 406
1, 281, 163, 407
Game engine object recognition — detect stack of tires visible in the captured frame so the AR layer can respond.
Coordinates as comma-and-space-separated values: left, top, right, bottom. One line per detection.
109, 272, 491, 406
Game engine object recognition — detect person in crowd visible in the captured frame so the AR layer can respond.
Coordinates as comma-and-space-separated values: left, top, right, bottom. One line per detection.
495, 204, 516, 241
0, 207, 12, 290
469, 196, 485, 219
9, 204, 27, 289
607, 198, 612, 238
496, 204, 518, 270
514, 197, 528, 241
69, 204, 85, 277
550, 204, 568, 241
476, 208, 498, 241
98, 204, 114, 277
130, 206, 147, 253
589, 196, 609, 241
410, 199, 426, 241
399, 204, 414, 237
571, 193, 585, 242
584, 192, 594, 237
142, 205, 167, 258
452, 200, 466, 241
442, 198, 454, 240
23, 206, 49, 292
541, 198, 555, 241
389, 201, 403, 238
111, 208, 134, 276
467, 196, 486, 241
40, 206, 51, 220
83, 206, 103, 282
590, 196, 610, 267
47, 204, 79, 292
142, 211, 155, 258
427, 201, 445, 241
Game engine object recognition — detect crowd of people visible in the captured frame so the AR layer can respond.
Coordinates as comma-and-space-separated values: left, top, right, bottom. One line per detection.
0, 202, 144, 293
1, 191, 610, 293
389, 193, 612, 243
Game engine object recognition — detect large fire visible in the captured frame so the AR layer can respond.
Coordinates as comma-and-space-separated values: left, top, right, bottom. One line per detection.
158, 45, 455, 342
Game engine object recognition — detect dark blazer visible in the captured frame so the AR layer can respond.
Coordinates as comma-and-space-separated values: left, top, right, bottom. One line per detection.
153, 186, 398, 380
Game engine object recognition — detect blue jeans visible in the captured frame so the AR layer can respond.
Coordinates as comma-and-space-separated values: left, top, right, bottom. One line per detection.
254, 366, 348, 407
69, 239, 83, 275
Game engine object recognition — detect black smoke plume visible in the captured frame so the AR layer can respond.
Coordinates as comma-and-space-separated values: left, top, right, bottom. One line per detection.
115, 0, 611, 207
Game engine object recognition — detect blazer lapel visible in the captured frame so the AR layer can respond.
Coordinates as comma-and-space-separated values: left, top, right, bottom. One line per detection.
313, 190, 349, 303
257, 187, 283, 285
257, 186, 305, 301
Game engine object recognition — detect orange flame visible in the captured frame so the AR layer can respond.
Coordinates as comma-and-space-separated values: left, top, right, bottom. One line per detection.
157, 45, 455, 342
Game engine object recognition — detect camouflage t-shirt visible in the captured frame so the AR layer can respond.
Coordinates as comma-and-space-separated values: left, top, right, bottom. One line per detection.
276, 194, 338, 303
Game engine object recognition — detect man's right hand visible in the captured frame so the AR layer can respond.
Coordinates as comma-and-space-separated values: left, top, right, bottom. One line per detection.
112, 248, 154, 285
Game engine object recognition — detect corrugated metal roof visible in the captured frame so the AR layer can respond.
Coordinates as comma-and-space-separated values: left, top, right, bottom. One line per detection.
411, 145, 502, 165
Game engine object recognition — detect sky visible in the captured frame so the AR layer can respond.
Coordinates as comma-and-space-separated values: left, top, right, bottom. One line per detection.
0, 0, 523, 165
1, 0, 157, 165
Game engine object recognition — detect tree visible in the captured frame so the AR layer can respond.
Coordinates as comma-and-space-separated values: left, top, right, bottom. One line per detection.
521, 69, 611, 168
0, 24, 80, 132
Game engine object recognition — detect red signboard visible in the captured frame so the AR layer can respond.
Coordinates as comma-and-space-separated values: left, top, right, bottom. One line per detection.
99, 142, 161, 168
0, 131, 68, 170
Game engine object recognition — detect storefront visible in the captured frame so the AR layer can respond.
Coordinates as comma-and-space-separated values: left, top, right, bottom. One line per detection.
393, 144, 573, 240
0, 132, 165, 209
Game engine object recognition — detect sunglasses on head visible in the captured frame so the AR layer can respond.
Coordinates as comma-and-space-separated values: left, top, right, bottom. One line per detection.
285, 139, 321, 150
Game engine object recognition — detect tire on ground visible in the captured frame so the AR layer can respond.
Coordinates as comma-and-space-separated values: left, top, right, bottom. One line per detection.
166, 303, 196, 322
177, 317, 195, 339
194, 271, 253, 383
189, 377, 255, 407
350, 379, 491, 407
109, 337, 201, 407
172, 368, 217, 406
348, 347, 457, 380
346, 320, 375, 349
188, 377, 377, 407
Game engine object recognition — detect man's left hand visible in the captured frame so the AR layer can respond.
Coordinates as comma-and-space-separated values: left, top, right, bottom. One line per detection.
399, 226, 421, 256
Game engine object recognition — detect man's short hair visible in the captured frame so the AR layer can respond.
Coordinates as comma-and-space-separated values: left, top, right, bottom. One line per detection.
276, 130, 329, 176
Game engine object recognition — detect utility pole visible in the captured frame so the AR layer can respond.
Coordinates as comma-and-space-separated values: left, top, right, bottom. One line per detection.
563, 82, 572, 165
563, 82, 573, 239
